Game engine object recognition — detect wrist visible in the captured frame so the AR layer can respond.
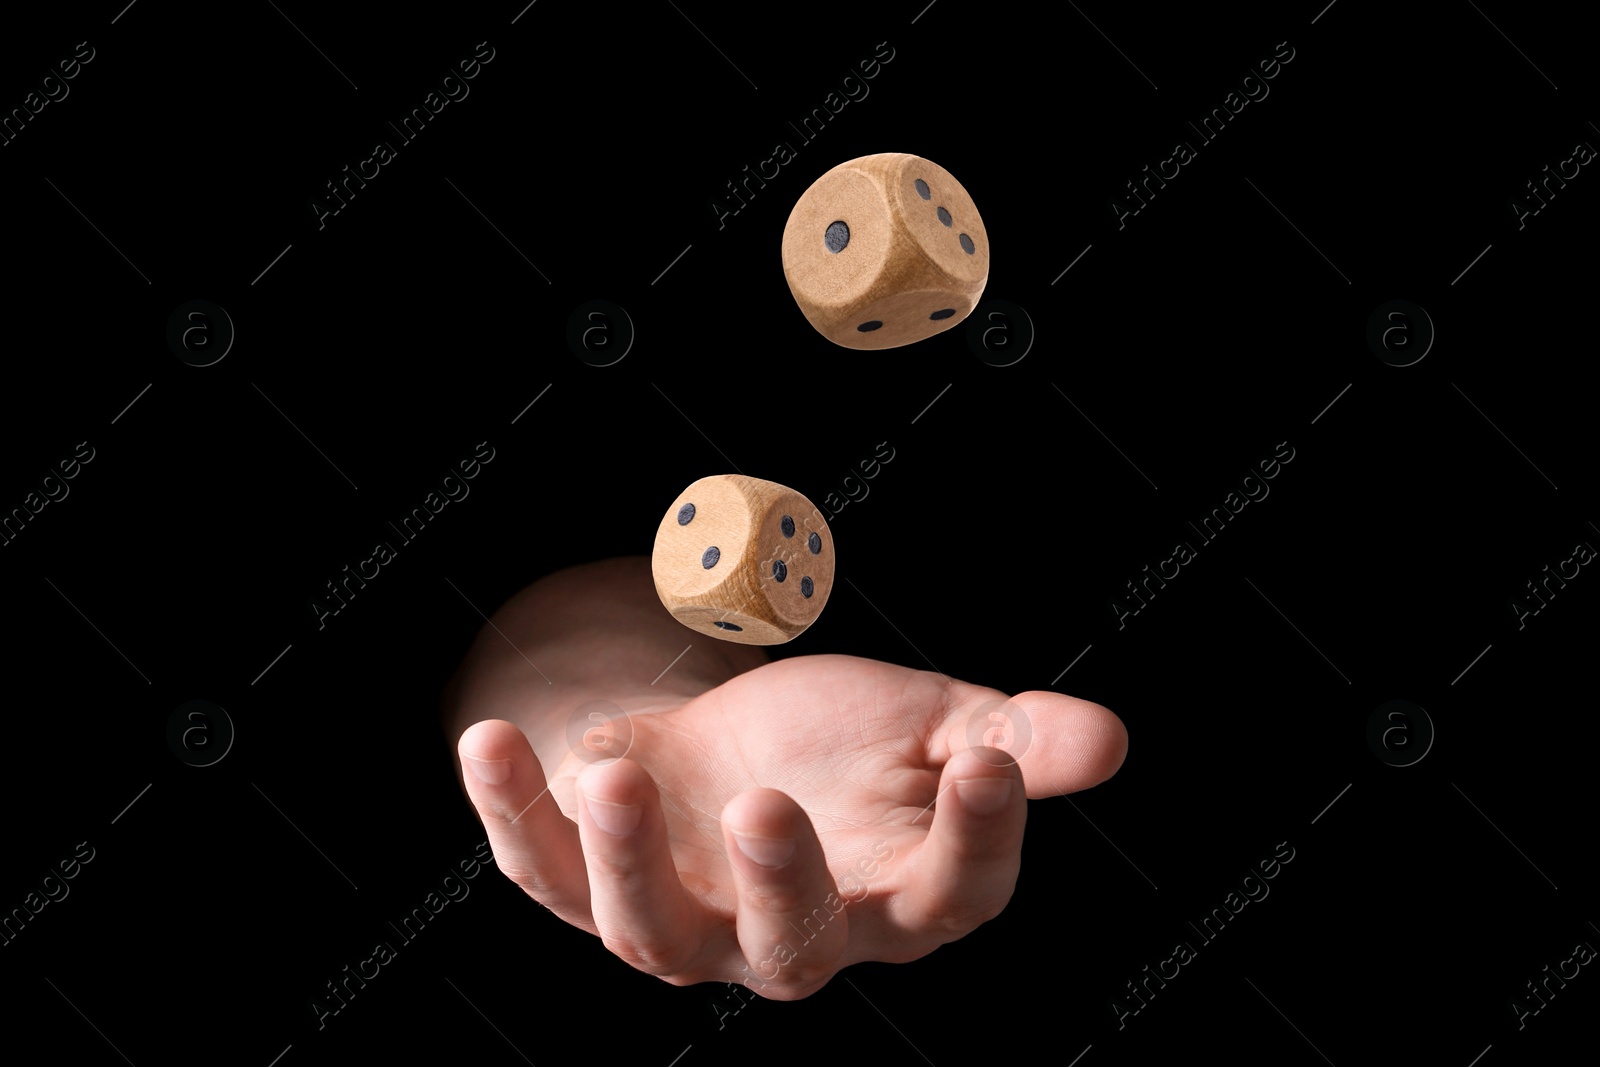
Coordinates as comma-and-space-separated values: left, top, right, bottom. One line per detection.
444, 555, 767, 763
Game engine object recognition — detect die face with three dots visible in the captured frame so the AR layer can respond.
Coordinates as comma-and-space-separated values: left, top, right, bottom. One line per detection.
652, 475, 835, 645
782, 152, 989, 350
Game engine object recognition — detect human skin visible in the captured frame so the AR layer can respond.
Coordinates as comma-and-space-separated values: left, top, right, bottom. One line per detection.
444, 555, 1128, 998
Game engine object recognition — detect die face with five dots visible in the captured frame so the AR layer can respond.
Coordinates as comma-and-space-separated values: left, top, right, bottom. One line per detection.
652, 475, 834, 645
782, 152, 989, 350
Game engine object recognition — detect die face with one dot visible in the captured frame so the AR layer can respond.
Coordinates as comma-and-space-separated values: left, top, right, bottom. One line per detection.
652, 475, 834, 645
782, 152, 989, 351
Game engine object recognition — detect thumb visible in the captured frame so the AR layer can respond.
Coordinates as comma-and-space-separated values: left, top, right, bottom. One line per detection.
941, 688, 1128, 799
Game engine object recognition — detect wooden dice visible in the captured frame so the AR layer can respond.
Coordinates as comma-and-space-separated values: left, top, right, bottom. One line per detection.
652, 475, 834, 644
782, 152, 989, 350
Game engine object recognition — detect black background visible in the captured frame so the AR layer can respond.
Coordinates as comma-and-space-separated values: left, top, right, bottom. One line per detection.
2, 2, 1595, 1064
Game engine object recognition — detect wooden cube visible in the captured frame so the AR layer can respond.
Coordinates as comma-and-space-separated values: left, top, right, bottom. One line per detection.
782, 152, 989, 350
652, 475, 835, 644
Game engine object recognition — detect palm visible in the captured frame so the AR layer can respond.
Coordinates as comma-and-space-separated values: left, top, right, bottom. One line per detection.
558, 657, 967, 929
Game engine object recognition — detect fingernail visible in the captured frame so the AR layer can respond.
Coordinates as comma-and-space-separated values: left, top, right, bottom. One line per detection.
584, 794, 642, 836
733, 832, 796, 868
465, 756, 512, 785
955, 777, 1012, 815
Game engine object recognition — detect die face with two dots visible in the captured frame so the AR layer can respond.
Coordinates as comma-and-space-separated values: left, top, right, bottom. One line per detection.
782, 152, 989, 350
651, 475, 834, 645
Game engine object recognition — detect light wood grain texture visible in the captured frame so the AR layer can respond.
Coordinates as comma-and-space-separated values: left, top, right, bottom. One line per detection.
652, 475, 835, 644
782, 152, 989, 350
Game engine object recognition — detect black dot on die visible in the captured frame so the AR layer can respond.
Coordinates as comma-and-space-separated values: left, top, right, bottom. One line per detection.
808, 532, 821, 554
677, 503, 695, 525
937, 206, 953, 227
914, 179, 931, 200
702, 546, 720, 568
825, 221, 850, 254
929, 308, 956, 320
781, 515, 795, 537
772, 560, 787, 582
713, 621, 743, 631
801, 576, 814, 598
857, 320, 883, 332
960, 233, 975, 255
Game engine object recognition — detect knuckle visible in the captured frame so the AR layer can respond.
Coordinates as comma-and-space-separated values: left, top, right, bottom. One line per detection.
495, 858, 551, 893
602, 933, 696, 976
758, 976, 832, 1001
498, 864, 580, 915
927, 890, 1013, 937
584, 852, 648, 884
743, 879, 818, 915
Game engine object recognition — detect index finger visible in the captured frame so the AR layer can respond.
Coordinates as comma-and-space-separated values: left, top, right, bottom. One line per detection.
459, 718, 595, 932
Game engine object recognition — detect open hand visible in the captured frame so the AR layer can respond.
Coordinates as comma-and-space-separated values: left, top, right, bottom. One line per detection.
457, 639, 1125, 998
